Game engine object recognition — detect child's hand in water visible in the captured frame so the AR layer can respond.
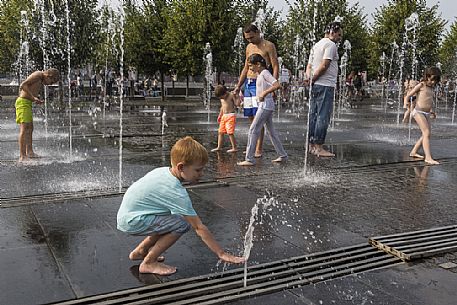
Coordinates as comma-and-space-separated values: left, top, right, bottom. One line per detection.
219, 252, 245, 264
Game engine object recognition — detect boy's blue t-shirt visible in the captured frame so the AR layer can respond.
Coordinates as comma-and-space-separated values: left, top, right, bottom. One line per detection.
117, 167, 197, 233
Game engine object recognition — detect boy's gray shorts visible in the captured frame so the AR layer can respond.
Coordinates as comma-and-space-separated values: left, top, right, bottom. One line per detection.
133, 214, 191, 236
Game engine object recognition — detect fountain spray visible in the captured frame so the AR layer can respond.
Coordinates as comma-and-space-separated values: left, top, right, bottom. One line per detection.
303, 0, 319, 174
118, 2, 125, 192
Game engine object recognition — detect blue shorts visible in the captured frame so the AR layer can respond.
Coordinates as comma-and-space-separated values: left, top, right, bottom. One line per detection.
243, 78, 258, 117
130, 214, 191, 236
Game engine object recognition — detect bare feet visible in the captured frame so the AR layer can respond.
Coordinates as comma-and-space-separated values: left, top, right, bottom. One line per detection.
227, 148, 238, 153
211, 148, 222, 152
425, 159, 439, 165
272, 156, 287, 163
129, 250, 165, 262
237, 160, 254, 166
139, 261, 177, 275
254, 153, 262, 158
129, 250, 145, 260
315, 148, 335, 157
27, 153, 41, 158
409, 153, 425, 159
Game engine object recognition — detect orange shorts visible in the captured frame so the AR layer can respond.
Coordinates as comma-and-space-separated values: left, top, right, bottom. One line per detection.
218, 113, 236, 134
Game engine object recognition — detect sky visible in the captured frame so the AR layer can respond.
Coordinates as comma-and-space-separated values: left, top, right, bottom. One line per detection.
270, 0, 455, 31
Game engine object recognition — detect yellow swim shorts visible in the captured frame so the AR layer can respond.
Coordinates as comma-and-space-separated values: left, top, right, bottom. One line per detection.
15, 97, 33, 124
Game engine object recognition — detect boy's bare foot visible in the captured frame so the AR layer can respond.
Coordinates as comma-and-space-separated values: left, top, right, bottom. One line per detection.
139, 261, 176, 275
129, 250, 165, 262
237, 160, 254, 166
27, 153, 41, 158
227, 148, 238, 153
425, 159, 439, 165
409, 153, 425, 159
254, 152, 262, 158
211, 148, 222, 152
18, 156, 28, 162
315, 148, 335, 157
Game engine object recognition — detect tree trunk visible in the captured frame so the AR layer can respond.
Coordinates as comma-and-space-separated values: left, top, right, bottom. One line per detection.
186, 75, 189, 97
161, 71, 165, 102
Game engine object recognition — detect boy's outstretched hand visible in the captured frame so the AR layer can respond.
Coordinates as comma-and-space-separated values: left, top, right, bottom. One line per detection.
219, 252, 245, 264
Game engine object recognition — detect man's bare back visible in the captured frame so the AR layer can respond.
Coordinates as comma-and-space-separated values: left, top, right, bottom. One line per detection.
19, 71, 45, 102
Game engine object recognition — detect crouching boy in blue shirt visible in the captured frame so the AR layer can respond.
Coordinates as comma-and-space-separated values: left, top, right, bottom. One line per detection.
117, 136, 244, 275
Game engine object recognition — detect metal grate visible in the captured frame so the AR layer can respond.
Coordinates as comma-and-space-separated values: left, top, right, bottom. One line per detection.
369, 225, 457, 261
49, 243, 401, 305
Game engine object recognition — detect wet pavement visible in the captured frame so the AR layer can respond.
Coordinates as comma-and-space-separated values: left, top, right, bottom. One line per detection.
1, 95, 457, 304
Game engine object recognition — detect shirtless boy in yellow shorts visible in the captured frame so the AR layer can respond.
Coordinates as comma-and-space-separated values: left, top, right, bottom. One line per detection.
16, 68, 59, 161
211, 85, 240, 153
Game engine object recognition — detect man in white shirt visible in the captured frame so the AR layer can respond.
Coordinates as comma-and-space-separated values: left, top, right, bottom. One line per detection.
305, 22, 343, 157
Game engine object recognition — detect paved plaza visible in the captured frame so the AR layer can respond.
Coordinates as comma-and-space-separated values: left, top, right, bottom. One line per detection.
1, 95, 457, 304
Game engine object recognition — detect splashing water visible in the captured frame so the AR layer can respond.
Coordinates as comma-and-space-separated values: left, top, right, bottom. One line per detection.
203, 43, 213, 122
161, 110, 168, 135
254, 9, 265, 39
233, 27, 244, 76
243, 196, 277, 287
118, 3, 125, 192
303, 0, 319, 174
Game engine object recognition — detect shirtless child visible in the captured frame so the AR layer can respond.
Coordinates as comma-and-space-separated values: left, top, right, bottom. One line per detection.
211, 85, 240, 153
404, 67, 441, 165
15, 68, 60, 161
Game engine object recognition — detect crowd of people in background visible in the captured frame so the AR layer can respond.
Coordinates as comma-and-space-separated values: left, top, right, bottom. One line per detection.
70, 67, 161, 98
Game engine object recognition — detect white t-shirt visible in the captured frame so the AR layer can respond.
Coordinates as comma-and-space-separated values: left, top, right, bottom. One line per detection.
309, 37, 339, 87
256, 69, 278, 111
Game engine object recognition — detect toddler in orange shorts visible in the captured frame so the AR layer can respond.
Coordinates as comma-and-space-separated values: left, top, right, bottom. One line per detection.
211, 85, 240, 153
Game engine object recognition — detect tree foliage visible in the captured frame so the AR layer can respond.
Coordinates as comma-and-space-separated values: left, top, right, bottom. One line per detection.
369, 0, 445, 80
0, 0, 34, 75
439, 20, 457, 76
0, 0, 450, 81
282, 0, 369, 75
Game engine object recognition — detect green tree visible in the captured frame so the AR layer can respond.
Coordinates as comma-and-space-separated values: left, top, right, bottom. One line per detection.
369, 0, 445, 80
96, 4, 122, 72
0, 0, 34, 75
439, 20, 457, 76
234, 0, 283, 73
162, 0, 205, 78
282, 0, 369, 75
201, 0, 239, 78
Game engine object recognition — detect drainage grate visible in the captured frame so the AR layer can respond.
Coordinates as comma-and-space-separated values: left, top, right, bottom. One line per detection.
0, 180, 227, 208
49, 243, 401, 305
369, 225, 457, 261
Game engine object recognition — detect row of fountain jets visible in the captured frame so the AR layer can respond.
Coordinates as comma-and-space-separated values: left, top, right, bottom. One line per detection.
14, 5, 456, 187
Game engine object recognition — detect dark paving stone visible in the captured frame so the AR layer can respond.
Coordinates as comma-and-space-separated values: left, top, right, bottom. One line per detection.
0, 245, 74, 305
1, 98, 457, 304
31, 201, 156, 298
353, 262, 457, 305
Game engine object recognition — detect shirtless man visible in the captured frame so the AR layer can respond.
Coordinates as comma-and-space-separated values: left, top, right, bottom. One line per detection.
15, 68, 59, 161
211, 85, 240, 153
233, 24, 279, 158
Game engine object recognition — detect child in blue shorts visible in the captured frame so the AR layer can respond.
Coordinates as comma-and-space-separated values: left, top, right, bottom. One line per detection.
117, 136, 244, 275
